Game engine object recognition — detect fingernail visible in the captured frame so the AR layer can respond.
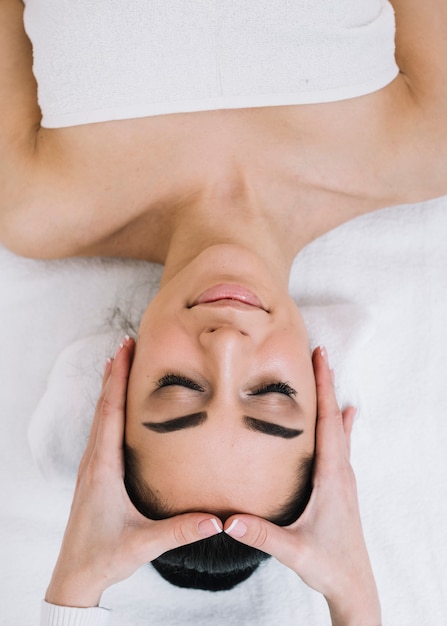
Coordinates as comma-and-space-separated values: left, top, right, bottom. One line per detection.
198, 518, 222, 537
115, 335, 130, 358
225, 519, 247, 538
320, 346, 329, 365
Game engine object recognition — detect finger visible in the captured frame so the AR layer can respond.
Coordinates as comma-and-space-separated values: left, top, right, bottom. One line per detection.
142, 514, 223, 560
223, 515, 298, 570
80, 357, 115, 465
94, 337, 135, 462
102, 357, 113, 386
312, 347, 347, 465
342, 406, 356, 458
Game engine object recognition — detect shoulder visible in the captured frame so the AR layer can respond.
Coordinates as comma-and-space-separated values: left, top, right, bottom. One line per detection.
389, 0, 447, 194
375, 75, 447, 205
391, 0, 447, 105
371, 1, 447, 202
0, 123, 169, 260
0, 153, 99, 260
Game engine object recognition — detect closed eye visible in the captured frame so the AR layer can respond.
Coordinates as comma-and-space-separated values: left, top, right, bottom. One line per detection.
155, 376, 296, 397
249, 382, 297, 397
156, 374, 204, 392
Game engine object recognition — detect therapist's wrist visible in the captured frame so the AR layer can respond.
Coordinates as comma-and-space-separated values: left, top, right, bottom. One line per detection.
45, 566, 107, 608
325, 577, 381, 626
327, 603, 381, 626
321, 540, 381, 626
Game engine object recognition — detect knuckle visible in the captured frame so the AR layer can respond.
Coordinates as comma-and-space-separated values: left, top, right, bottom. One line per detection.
83, 459, 100, 484
100, 397, 115, 417
334, 408, 343, 423
82, 450, 108, 483
172, 522, 190, 546
251, 523, 270, 550
95, 393, 107, 415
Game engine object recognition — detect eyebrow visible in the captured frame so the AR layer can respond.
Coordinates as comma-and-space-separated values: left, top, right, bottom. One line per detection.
243, 416, 303, 439
143, 412, 207, 433
142, 412, 303, 439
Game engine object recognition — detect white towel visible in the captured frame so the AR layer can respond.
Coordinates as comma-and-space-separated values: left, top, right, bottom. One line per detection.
23, 0, 399, 128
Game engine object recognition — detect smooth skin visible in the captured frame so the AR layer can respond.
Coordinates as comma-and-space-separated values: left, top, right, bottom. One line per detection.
1, 1, 447, 262
46, 339, 380, 625
125, 246, 318, 522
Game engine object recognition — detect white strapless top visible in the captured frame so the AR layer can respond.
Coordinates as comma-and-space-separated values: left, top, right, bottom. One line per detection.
23, 0, 399, 129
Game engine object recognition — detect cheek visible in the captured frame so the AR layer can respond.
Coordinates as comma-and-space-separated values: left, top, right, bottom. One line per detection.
261, 331, 316, 400
131, 322, 193, 389
138, 313, 197, 364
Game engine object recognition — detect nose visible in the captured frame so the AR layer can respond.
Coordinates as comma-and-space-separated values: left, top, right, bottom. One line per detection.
201, 323, 249, 338
199, 324, 253, 372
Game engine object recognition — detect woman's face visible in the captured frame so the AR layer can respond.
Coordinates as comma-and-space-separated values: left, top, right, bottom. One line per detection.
126, 247, 317, 521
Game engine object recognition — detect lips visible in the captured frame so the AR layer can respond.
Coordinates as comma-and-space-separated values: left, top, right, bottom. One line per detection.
191, 283, 265, 310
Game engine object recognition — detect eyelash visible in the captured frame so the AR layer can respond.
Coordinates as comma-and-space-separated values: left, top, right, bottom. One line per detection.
250, 382, 297, 397
156, 374, 205, 392
156, 375, 296, 397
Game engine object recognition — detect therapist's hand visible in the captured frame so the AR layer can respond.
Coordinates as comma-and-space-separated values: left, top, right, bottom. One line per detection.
45, 337, 222, 608
225, 347, 381, 626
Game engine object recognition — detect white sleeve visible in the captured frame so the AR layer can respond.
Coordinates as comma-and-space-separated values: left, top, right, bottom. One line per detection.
41, 600, 111, 626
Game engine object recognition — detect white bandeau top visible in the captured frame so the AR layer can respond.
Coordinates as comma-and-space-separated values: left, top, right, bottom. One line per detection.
23, 0, 399, 129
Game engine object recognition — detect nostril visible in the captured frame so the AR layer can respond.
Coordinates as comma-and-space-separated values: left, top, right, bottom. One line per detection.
205, 327, 249, 336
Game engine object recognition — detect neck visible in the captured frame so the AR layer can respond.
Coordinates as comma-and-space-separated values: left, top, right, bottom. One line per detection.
160, 189, 303, 288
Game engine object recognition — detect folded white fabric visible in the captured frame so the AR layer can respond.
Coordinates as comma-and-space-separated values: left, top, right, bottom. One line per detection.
23, 0, 398, 127
29, 332, 123, 485
41, 601, 110, 626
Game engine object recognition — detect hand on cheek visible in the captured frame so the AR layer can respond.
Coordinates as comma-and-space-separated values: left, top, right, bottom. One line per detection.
45, 337, 222, 609
224, 347, 381, 625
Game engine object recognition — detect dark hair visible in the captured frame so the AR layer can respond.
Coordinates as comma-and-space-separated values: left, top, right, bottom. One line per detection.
124, 444, 313, 591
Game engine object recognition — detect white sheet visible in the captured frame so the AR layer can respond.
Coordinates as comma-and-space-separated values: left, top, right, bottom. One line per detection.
1, 199, 446, 625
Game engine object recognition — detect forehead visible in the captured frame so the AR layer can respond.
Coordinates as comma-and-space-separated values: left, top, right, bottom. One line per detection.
132, 440, 312, 521
125, 403, 315, 517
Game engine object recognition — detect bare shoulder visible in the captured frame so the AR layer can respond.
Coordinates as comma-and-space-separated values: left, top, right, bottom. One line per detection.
385, 0, 447, 200
390, 0, 447, 104
0, 0, 88, 259
0, 116, 186, 260
378, 79, 447, 205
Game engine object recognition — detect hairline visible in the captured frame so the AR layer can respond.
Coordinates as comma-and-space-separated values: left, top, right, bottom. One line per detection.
124, 442, 314, 525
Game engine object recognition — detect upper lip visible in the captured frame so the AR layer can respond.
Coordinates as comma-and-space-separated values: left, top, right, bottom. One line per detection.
192, 298, 263, 311
190, 283, 267, 311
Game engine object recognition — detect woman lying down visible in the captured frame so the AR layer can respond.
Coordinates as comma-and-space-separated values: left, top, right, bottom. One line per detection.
1, 0, 447, 624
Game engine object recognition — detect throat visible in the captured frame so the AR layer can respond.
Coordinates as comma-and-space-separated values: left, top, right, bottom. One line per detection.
159, 194, 299, 289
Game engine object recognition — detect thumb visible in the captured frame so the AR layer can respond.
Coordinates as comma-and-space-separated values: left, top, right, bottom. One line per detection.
145, 514, 223, 560
224, 515, 297, 569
